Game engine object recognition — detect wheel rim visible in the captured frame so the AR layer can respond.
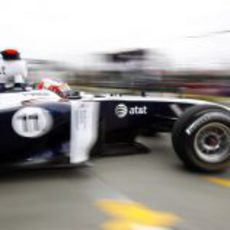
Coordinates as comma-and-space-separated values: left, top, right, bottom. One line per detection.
194, 122, 230, 163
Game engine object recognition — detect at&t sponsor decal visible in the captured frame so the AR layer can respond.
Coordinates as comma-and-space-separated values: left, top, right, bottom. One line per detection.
115, 103, 148, 118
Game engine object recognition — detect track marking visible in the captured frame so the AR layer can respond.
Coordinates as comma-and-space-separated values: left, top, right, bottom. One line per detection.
96, 199, 180, 230
205, 177, 230, 187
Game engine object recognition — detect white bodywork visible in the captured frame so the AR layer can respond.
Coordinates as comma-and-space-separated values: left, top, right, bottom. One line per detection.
0, 90, 60, 110
70, 100, 99, 163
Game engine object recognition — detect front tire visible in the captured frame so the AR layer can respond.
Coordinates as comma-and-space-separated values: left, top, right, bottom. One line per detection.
172, 105, 230, 172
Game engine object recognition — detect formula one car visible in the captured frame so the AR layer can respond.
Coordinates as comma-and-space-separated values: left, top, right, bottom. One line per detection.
0, 50, 229, 172
0, 88, 229, 172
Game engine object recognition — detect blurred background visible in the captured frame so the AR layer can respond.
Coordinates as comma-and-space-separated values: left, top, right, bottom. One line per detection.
0, 0, 229, 102
0, 2, 229, 230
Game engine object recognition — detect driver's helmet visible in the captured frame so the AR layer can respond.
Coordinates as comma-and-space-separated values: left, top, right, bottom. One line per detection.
37, 78, 71, 98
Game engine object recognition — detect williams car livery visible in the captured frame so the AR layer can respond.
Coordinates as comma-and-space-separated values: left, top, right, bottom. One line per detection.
0, 49, 229, 172
0, 90, 229, 172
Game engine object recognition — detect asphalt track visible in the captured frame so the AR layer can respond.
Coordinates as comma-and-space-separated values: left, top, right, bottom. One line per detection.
0, 134, 229, 230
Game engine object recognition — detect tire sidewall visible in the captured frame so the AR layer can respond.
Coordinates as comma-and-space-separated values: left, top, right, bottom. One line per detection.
183, 111, 230, 170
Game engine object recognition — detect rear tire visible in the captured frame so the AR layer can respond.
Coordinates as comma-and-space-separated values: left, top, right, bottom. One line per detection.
172, 105, 230, 172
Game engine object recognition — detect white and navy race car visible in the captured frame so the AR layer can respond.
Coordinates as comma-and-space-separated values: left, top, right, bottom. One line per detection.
0, 49, 229, 172
0, 88, 229, 172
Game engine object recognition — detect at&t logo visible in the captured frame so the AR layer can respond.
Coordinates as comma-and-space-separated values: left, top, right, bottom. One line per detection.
115, 103, 148, 118
115, 104, 128, 118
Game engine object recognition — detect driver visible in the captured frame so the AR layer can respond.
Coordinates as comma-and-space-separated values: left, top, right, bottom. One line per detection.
37, 78, 71, 98
0, 49, 28, 91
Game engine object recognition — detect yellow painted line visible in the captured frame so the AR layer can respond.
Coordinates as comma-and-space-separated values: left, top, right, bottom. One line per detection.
96, 199, 180, 230
205, 177, 230, 187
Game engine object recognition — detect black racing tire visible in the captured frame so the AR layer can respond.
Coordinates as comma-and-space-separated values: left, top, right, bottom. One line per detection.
172, 104, 230, 172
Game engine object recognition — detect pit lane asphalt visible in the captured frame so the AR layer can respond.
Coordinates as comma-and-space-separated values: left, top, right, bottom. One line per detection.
0, 134, 229, 230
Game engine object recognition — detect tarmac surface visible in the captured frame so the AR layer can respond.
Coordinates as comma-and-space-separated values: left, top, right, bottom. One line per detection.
0, 134, 229, 230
